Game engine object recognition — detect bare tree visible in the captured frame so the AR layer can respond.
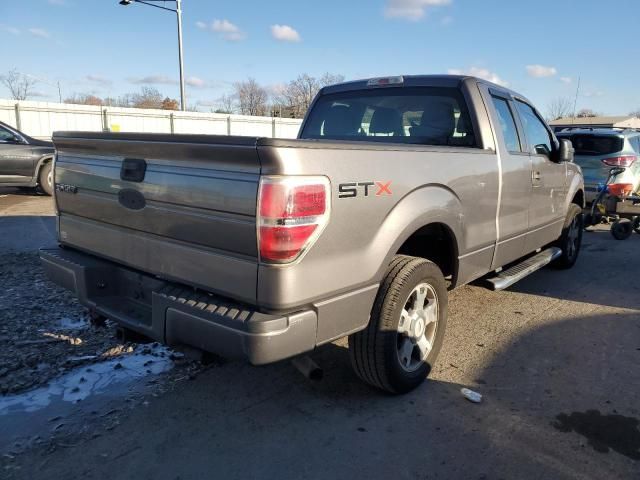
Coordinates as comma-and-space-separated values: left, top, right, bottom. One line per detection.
132, 86, 164, 109
278, 73, 345, 118
546, 97, 573, 121
576, 108, 598, 118
629, 109, 640, 118
64, 94, 103, 106
234, 78, 268, 116
1, 69, 38, 100
214, 94, 236, 114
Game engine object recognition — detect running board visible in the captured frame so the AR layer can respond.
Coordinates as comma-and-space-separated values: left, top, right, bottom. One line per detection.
485, 247, 562, 291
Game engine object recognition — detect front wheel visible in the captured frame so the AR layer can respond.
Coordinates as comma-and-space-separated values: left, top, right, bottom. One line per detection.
348, 255, 447, 394
38, 161, 53, 196
551, 204, 583, 269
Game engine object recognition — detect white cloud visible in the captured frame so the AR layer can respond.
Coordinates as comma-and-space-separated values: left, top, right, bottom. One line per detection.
560, 76, 572, 84
28, 28, 50, 38
1, 25, 20, 35
186, 76, 206, 88
385, 0, 452, 21
270, 24, 301, 42
129, 75, 177, 85
526, 64, 557, 78
198, 19, 246, 41
583, 90, 604, 98
448, 66, 509, 87
86, 74, 112, 86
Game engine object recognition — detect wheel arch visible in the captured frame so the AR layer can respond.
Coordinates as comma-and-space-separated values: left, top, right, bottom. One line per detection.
374, 185, 464, 289
35, 154, 54, 183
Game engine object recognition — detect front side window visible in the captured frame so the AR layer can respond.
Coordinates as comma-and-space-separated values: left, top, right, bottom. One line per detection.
0, 126, 16, 142
515, 101, 553, 156
300, 87, 477, 147
491, 96, 521, 153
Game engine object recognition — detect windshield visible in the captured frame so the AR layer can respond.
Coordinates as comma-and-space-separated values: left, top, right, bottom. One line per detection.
300, 87, 477, 147
559, 134, 624, 156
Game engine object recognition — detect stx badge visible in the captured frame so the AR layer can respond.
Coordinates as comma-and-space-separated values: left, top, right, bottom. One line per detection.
338, 181, 392, 199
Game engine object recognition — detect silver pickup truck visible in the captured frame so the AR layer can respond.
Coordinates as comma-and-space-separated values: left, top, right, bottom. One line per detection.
41, 75, 584, 393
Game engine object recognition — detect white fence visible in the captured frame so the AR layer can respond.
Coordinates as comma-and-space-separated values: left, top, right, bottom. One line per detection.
0, 99, 303, 140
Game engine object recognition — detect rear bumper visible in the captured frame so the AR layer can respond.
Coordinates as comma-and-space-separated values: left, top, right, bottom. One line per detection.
39, 247, 317, 365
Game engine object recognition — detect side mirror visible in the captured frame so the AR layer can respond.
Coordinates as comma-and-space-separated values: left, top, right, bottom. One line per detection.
556, 138, 574, 163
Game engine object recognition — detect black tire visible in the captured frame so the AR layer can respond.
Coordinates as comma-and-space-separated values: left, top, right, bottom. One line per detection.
38, 161, 53, 196
611, 219, 633, 240
551, 204, 583, 269
632, 216, 640, 234
348, 255, 447, 394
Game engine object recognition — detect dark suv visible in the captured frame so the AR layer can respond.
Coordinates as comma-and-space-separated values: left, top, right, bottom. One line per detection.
0, 121, 55, 195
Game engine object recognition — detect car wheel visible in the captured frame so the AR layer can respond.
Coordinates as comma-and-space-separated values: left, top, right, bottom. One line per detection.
38, 161, 53, 196
632, 216, 640, 234
551, 204, 583, 269
348, 255, 447, 394
611, 219, 633, 240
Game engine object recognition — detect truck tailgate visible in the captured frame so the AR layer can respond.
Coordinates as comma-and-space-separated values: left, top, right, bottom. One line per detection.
52, 132, 261, 303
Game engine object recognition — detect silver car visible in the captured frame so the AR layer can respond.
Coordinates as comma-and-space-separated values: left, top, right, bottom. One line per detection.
557, 128, 640, 202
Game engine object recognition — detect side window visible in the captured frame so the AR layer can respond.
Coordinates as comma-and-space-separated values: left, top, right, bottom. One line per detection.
515, 101, 553, 157
632, 136, 640, 154
491, 96, 521, 153
0, 126, 16, 142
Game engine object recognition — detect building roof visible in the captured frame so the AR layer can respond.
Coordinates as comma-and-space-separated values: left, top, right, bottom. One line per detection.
549, 115, 640, 128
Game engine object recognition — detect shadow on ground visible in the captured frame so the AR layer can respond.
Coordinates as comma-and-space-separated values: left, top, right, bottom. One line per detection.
507, 228, 640, 310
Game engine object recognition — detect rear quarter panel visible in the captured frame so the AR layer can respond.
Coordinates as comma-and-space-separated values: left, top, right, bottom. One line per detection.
256, 141, 499, 316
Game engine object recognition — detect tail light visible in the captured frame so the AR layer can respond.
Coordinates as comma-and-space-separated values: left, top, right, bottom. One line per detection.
608, 183, 634, 198
257, 176, 330, 263
602, 155, 636, 167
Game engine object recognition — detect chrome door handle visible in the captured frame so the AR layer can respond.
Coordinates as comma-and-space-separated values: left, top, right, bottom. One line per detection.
532, 171, 541, 181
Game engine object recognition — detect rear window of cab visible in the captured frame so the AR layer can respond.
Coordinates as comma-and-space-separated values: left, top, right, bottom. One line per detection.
300, 87, 478, 148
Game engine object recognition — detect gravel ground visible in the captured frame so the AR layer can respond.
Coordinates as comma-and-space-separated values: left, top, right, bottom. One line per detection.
0, 252, 141, 395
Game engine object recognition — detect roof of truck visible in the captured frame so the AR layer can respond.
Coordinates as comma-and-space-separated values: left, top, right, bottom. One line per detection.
321, 74, 525, 101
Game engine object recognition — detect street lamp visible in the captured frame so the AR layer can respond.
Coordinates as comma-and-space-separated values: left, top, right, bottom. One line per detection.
119, 0, 186, 111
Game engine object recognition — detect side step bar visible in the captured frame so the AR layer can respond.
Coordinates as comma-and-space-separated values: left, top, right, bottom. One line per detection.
485, 247, 562, 291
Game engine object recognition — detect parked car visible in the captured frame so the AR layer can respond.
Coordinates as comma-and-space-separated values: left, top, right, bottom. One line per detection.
0, 121, 55, 195
40, 75, 584, 393
556, 128, 640, 203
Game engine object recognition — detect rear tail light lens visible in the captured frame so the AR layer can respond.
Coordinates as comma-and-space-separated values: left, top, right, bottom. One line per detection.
257, 176, 330, 263
602, 155, 636, 167
607, 183, 634, 198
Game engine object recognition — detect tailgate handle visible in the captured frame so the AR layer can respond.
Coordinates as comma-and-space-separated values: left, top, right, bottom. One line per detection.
121, 158, 147, 182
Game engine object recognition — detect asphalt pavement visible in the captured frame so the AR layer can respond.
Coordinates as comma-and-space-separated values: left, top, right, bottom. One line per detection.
0, 189, 638, 480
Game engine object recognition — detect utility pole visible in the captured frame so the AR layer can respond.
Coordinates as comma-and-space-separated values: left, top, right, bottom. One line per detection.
571, 76, 581, 123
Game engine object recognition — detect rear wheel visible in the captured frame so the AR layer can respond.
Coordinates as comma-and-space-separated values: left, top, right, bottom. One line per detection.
611, 219, 633, 240
348, 255, 447, 394
552, 204, 583, 269
38, 161, 53, 196
632, 216, 640, 234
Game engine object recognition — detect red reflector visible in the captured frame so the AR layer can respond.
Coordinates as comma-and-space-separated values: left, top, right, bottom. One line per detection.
259, 183, 326, 218
602, 156, 636, 167
259, 225, 317, 261
608, 183, 634, 197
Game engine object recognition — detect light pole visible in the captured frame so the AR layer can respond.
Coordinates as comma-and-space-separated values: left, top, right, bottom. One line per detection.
119, 0, 186, 111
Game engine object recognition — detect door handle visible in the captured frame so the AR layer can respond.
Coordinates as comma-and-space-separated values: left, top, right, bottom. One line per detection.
532, 171, 541, 181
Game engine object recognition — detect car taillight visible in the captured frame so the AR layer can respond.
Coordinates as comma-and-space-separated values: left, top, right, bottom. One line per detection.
607, 183, 634, 198
602, 155, 636, 167
257, 176, 330, 263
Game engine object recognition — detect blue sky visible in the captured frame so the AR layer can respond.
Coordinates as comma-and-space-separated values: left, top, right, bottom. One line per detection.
1, 0, 638, 115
